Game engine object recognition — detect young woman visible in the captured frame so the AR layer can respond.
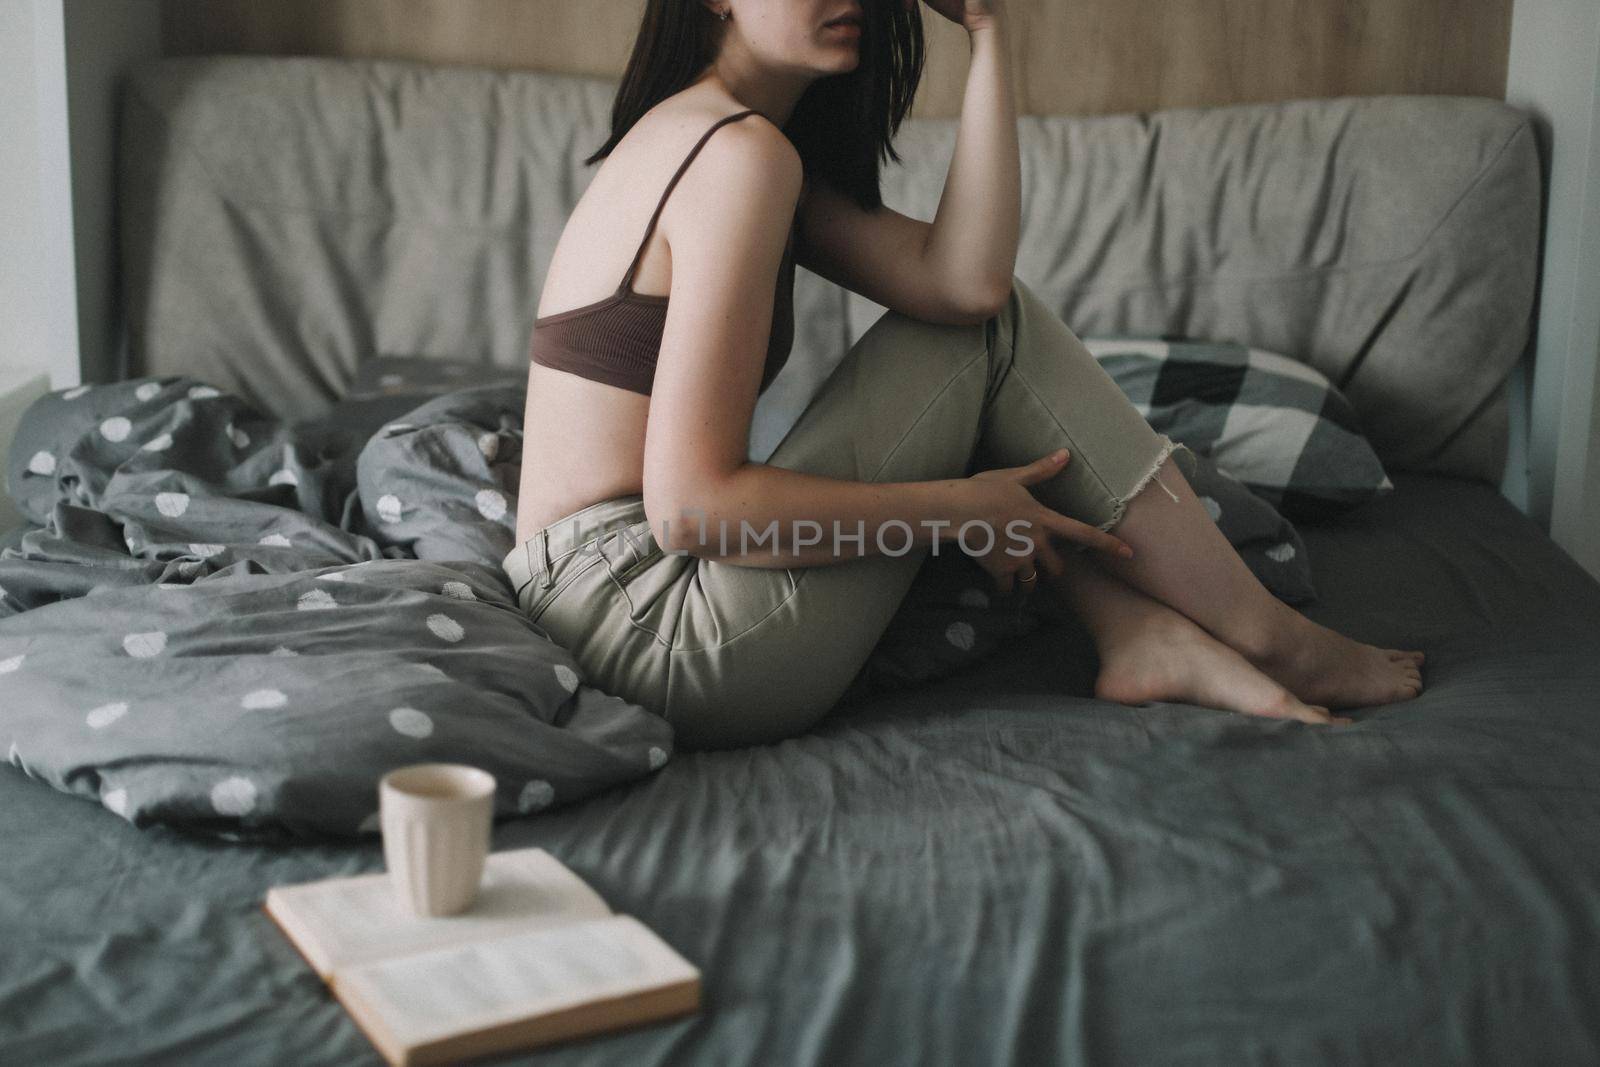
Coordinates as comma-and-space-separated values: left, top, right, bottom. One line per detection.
504, 0, 1425, 750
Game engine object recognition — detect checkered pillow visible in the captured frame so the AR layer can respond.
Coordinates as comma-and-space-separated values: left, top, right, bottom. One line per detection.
1084, 340, 1394, 521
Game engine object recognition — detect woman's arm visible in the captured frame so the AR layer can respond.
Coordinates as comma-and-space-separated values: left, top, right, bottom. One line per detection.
643, 118, 991, 569
922, 2, 1019, 314
794, 2, 1019, 322
646, 7, 1026, 570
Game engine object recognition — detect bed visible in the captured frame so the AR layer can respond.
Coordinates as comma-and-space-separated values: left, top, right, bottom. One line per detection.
4, 55, 1599, 1065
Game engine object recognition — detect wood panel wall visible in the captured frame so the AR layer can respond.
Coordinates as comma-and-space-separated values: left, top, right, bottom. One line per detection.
161, 0, 1514, 117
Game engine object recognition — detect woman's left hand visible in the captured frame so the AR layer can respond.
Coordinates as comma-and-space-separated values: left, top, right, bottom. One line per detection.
903, 0, 1004, 34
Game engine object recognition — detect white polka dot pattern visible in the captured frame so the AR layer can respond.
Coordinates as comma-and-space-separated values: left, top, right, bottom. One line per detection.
518, 780, 555, 813
86, 702, 129, 729
441, 581, 475, 601
426, 614, 465, 643
141, 433, 173, 452
188, 543, 224, 558
376, 495, 404, 523
553, 664, 580, 693
269, 468, 299, 487
297, 589, 337, 611
1200, 495, 1223, 521
475, 489, 507, 522
102, 788, 129, 816
210, 776, 257, 815
945, 620, 976, 652
957, 587, 990, 610
187, 385, 221, 400
258, 533, 292, 547
1265, 542, 1296, 562
155, 492, 190, 517
27, 451, 56, 476
99, 417, 131, 442
122, 631, 167, 658
62, 385, 91, 400
388, 707, 434, 738
135, 382, 162, 402
242, 689, 287, 710
648, 746, 668, 770
0, 654, 24, 674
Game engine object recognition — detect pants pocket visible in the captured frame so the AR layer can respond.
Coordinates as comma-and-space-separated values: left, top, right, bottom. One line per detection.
594, 520, 666, 586
520, 550, 607, 622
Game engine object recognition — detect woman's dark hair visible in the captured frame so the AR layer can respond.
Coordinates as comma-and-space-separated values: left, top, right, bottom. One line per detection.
582, 0, 925, 212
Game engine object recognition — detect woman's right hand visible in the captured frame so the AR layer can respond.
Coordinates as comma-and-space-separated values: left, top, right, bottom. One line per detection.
954, 449, 1135, 594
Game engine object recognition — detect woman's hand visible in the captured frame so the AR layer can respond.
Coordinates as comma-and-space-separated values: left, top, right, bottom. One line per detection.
953, 449, 1134, 595
902, 0, 1005, 34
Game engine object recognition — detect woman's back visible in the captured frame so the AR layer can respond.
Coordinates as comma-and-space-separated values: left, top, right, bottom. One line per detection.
515, 101, 800, 545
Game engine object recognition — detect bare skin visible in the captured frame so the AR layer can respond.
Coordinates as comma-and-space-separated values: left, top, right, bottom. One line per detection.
1046, 555, 1350, 726
1031, 453, 1423, 716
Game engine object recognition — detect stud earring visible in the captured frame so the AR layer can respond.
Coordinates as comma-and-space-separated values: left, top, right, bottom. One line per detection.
718, 8, 731, 20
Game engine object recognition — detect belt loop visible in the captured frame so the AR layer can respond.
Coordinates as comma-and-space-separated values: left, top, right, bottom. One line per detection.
532, 530, 554, 590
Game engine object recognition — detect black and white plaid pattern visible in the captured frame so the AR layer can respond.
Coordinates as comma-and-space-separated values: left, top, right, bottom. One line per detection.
1085, 339, 1394, 521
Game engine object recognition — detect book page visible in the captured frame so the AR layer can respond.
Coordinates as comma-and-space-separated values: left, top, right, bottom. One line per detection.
265, 848, 612, 976
333, 915, 700, 1050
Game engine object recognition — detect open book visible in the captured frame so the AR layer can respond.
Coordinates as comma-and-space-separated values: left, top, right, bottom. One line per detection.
263, 847, 700, 1067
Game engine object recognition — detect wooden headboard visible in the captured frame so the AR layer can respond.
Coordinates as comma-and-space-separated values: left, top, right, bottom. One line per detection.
160, 0, 1513, 118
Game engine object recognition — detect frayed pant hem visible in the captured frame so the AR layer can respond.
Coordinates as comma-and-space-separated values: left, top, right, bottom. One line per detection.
1093, 436, 1187, 534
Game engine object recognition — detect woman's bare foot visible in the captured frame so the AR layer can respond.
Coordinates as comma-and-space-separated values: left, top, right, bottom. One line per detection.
1092, 603, 1350, 726
1247, 607, 1424, 709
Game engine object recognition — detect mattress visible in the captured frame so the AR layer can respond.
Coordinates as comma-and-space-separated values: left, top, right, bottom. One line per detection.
4, 469, 1598, 1065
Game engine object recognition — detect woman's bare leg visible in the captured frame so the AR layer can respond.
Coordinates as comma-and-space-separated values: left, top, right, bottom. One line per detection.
1043, 552, 1350, 726
1079, 452, 1423, 709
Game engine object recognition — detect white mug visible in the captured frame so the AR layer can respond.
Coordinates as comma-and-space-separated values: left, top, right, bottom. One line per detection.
379, 763, 497, 917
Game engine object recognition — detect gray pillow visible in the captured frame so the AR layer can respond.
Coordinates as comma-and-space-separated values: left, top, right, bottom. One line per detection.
1085, 339, 1395, 521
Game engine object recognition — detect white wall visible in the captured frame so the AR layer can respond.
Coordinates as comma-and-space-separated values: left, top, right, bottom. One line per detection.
0, 0, 161, 392
0, 0, 79, 390
1506, 0, 1600, 580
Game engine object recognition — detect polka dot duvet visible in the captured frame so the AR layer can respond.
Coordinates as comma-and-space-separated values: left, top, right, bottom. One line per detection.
0, 375, 672, 842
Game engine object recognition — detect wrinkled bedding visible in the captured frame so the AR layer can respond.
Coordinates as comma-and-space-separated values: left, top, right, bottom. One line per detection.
1, 358, 1329, 840
0, 375, 670, 840
3, 465, 1599, 1064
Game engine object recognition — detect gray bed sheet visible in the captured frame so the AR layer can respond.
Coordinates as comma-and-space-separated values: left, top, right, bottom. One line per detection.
3, 471, 1599, 1066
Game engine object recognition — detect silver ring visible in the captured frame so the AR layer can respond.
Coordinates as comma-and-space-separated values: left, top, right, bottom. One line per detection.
1017, 569, 1038, 583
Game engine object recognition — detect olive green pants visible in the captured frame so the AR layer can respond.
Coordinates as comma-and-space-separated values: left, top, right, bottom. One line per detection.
501, 274, 1197, 750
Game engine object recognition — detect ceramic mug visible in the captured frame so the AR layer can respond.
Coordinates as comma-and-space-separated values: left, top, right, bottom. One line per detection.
379, 763, 496, 917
